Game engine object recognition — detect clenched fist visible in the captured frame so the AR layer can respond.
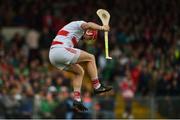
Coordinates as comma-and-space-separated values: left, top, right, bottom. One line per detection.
101, 25, 110, 31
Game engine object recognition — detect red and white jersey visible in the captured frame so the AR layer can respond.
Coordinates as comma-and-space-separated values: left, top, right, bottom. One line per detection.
120, 78, 136, 99
53, 21, 86, 47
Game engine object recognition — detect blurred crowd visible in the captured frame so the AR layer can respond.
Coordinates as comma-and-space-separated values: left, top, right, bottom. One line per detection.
0, 0, 180, 118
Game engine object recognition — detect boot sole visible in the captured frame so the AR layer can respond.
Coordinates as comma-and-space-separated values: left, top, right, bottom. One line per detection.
94, 87, 112, 95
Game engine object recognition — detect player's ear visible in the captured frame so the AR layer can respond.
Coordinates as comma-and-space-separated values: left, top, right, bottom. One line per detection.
81, 23, 90, 30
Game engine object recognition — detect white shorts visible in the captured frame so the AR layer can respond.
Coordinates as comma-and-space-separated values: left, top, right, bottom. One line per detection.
49, 46, 81, 70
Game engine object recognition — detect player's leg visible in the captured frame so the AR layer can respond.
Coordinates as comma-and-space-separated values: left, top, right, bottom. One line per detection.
66, 64, 84, 102
76, 50, 112, 94
49, 47, 87, 111
77, 51, 98, 82
66, 64, 88, 111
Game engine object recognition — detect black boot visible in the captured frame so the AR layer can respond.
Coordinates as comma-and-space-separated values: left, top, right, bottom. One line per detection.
73, 100, 88, 112
94, 84, 112, 95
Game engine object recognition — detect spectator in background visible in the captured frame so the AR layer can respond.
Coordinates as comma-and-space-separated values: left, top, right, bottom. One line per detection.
138, 67, 151, 96
53, 86, 73, 119
42, 10, 53, 30
25, 29, 40, 61
2, 87, 21, 118
39, 92, 57, 118
97, 95, 115, 119
18, 88, 34, 118
130, 64, 141, 89
120, 70, 136, 119
155, 71, 171, 96
39, 27, 53, 49
82, 91, 93, 119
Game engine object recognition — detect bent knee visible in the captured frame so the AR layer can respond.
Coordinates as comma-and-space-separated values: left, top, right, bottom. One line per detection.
73, 65, 84, 75
89, 54, 95, 61
77, 66, 84, 75
67, 64, 84, 76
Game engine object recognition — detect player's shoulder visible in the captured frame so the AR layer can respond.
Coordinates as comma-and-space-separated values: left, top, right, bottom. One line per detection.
70, 20, 87, 24
66, 20, 87, 29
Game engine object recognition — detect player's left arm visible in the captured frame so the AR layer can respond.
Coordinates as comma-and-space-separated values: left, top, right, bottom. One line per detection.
81, 22, 110, 31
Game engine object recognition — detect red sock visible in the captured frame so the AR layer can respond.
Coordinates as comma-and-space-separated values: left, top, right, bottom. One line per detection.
92, 78, 101, 89
73, 91, 81, 102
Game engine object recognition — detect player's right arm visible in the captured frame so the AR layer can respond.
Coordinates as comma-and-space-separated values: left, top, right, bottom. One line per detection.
81, 22, 110, 31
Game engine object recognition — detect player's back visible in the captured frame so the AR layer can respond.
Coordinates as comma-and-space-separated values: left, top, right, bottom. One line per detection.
53, 21, 86, 47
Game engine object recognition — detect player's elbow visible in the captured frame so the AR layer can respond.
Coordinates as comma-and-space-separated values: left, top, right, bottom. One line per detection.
81, 23, 90, 30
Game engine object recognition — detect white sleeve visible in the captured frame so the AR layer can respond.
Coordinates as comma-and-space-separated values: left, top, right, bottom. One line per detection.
76, 21, 86, 29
